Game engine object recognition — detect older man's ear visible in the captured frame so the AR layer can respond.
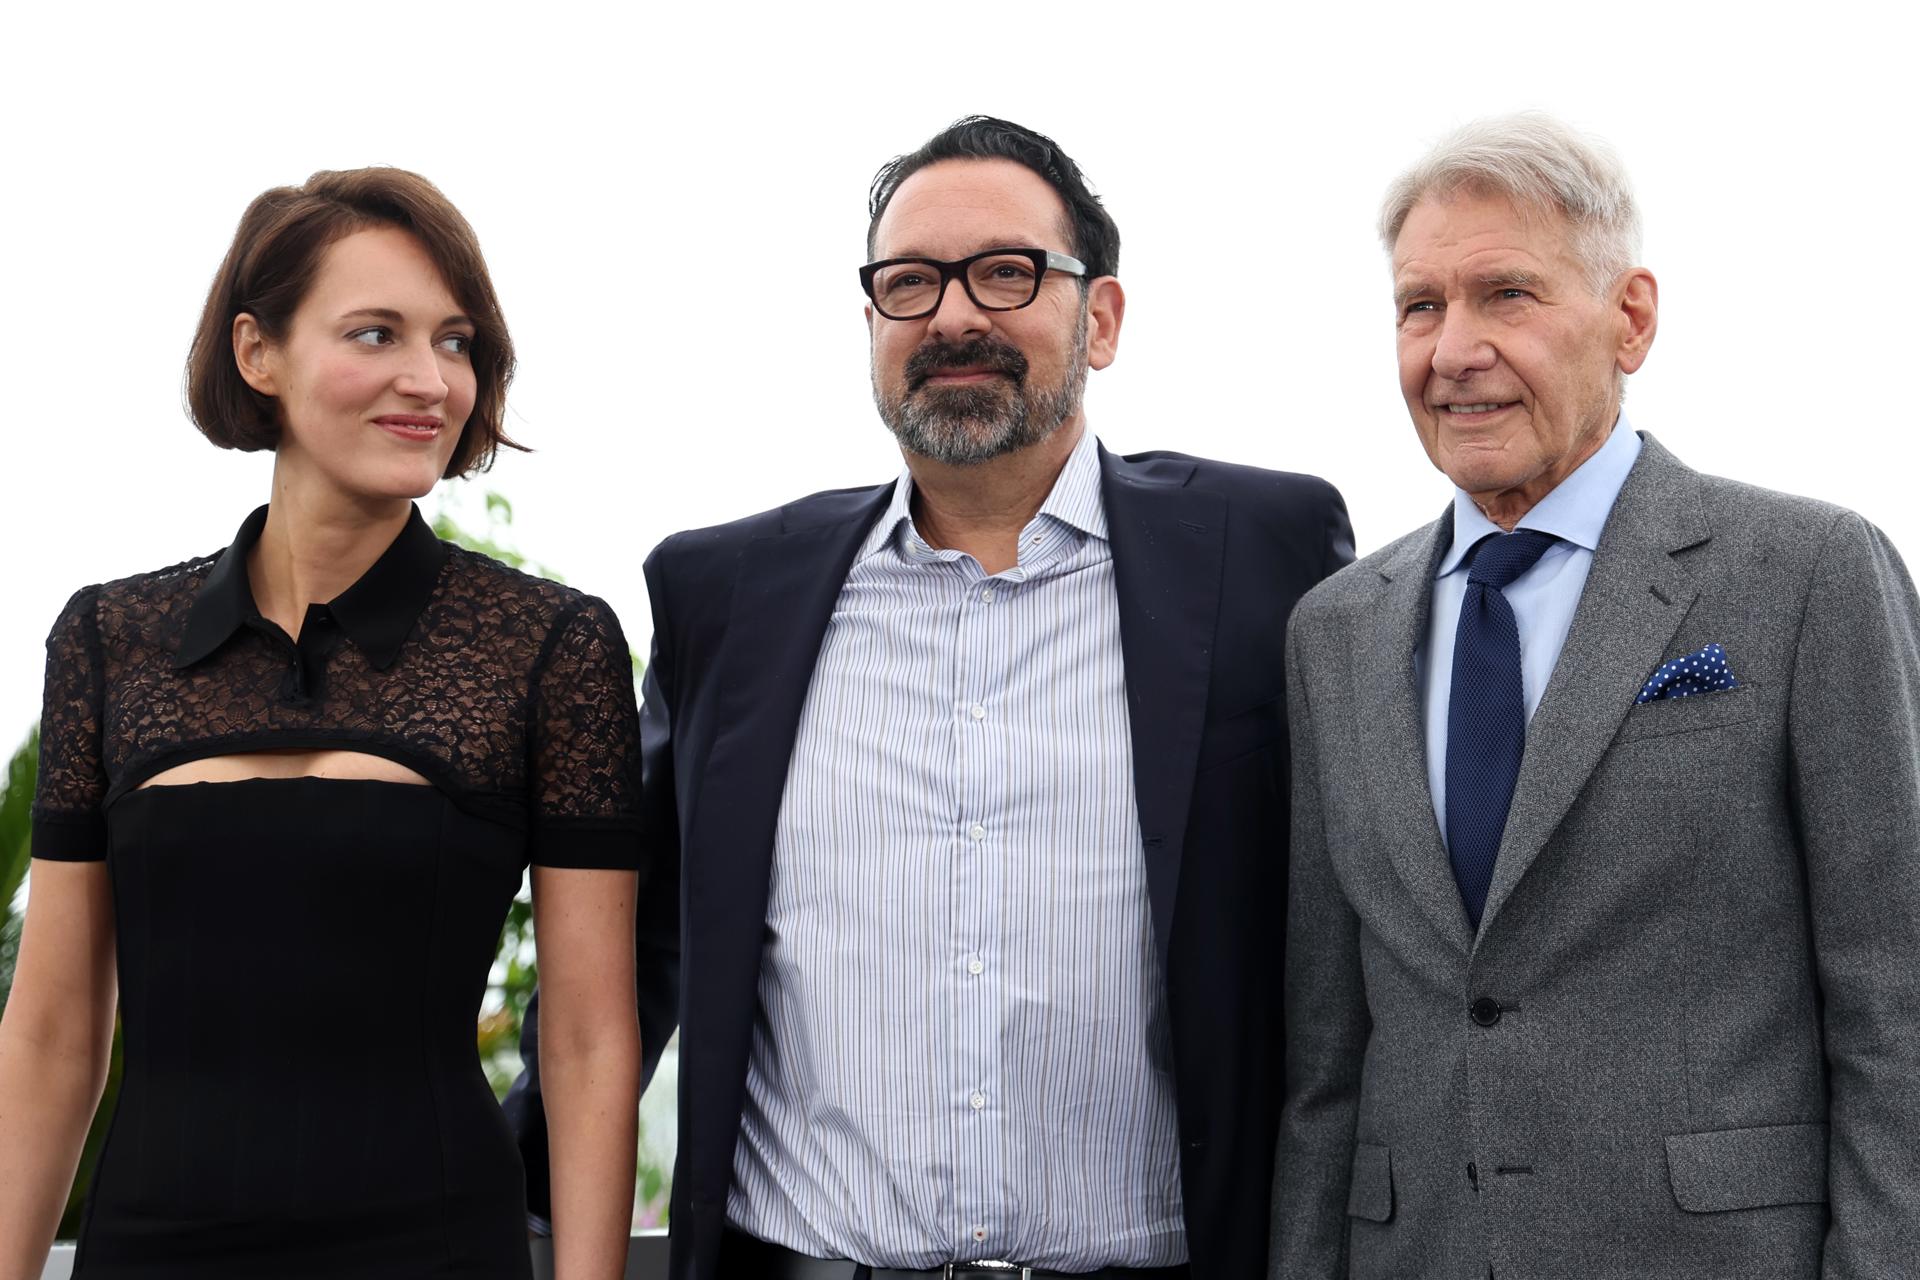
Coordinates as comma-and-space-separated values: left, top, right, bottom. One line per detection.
1615, 268, 1658, 374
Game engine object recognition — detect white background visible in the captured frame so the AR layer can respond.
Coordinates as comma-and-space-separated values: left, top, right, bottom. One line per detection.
2, 1, 1913, 741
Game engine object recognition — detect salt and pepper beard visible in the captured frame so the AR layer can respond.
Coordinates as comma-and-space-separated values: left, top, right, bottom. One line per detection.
873, 304, 1090, 467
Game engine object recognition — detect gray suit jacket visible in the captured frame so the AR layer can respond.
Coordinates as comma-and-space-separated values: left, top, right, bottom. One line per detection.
1271, 435, 1920, 1279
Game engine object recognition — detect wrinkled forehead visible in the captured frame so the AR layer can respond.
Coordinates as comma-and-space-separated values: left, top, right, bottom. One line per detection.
874, 157, 1075, 261
1390, 184, 1580, 275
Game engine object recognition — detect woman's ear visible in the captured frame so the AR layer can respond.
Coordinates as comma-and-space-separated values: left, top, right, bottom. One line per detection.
232, 313, 279, 396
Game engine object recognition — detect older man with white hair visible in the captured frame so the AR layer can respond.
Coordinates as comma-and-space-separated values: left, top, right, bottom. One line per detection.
1271, 113, 1920, 1278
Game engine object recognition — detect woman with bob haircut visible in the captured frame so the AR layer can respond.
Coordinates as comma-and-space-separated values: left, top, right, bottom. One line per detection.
0, 168, 642, 1279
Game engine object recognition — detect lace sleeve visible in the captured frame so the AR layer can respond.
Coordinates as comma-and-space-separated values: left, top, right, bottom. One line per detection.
527, 594, 643, 869
31, 587, 108, 860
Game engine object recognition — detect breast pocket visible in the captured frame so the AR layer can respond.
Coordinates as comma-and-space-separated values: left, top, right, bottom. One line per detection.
1613, 684, 1761, 745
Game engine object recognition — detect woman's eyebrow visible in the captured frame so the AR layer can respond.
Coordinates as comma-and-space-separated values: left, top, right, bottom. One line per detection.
336, 306, 474, 327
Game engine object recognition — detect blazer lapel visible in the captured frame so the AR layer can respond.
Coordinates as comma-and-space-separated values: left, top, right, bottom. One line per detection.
1101, 447, 1226, 971
1477, 435, 1710, 937
684, 484, 894, 1004
1356, 515, 1477, 954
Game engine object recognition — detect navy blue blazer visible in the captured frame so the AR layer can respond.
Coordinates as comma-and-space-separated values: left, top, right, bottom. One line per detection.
517, 445, 1351, 1278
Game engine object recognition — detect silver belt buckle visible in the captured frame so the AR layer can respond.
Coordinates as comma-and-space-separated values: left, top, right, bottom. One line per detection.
942, 1265, 1032, 1280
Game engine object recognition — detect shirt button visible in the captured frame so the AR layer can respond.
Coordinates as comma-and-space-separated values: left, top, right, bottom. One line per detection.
980, 587, 995, 603
968, 824, 986, 841
969, 703, 987, 720
971, 1227, 988, 1243
967, 957, 985, 976
969, 1091, 986, 1110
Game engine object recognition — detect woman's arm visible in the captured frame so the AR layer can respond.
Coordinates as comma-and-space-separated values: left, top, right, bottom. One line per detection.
0, 859, 117, 1280
531, 865, 640, 1280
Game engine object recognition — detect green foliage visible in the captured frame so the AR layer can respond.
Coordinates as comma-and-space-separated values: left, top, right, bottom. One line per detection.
0, 914, 18, 1027
635, 1106, 670, 1225
430, 490, 562, 583
0, 729, 32, 899
0, 727, 38, 1017
477, 889, 537, 1096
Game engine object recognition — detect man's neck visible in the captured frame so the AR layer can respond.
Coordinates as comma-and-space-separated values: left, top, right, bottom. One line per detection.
1470, 411, 1619, 532
906, 420, 1085, 576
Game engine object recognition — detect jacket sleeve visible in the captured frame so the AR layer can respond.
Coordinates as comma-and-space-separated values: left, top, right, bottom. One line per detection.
632, 543, 685, 1109
1319, 482, 1357, 584
1787, 512, 1920, 1275
1270, 604, 1371, 1277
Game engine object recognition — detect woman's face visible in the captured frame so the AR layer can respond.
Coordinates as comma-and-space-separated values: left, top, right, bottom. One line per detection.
239, 225, 477, 504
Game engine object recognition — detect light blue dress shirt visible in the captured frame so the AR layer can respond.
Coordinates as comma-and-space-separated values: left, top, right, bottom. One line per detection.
1418, 418, 1643, 842
730, 427, 1185, 1268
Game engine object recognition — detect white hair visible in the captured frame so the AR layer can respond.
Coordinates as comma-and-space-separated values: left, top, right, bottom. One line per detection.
1379, 112, 1642, 294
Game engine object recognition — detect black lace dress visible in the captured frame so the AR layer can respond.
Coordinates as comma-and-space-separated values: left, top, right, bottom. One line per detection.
30, 505, 641, 1278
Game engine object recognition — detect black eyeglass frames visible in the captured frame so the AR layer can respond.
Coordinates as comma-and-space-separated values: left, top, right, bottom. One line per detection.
858, 247, 1087, 320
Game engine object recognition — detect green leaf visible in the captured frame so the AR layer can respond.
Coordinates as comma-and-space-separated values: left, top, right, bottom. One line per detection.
430, 487, 556, 582
0, 726, 37, 914
0, 725, 39, 1012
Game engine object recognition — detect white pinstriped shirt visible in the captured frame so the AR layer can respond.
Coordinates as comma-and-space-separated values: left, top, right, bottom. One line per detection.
727, 428, 1187, 1268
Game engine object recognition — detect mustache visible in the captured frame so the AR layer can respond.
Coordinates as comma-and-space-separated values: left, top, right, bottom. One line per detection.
904, 338, 1028, 391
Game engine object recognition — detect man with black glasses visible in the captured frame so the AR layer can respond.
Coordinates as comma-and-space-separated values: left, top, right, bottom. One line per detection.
515, 116, 1352, 1280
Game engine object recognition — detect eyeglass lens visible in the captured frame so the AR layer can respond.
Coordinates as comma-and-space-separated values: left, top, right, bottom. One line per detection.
871, 254, 1043, 318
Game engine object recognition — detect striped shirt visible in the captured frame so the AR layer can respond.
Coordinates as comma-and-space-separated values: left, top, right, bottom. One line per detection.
727, 428, 1187, 1267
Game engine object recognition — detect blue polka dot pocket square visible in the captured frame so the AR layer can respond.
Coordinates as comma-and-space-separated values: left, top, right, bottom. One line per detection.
1636, 642, 1739, 705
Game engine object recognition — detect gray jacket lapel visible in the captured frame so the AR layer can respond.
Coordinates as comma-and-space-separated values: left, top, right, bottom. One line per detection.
1356, 513, 1477, 954
1477, 434, 1711, 937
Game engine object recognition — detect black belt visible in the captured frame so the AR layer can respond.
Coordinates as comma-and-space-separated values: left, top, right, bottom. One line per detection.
719, 1229, 1191, 1280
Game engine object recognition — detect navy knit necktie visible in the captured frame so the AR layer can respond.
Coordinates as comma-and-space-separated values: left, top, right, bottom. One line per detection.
1446, 529, 1558, 929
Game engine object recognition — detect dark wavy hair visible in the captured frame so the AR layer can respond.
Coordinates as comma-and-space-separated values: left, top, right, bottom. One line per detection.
186, 167, 521, 477
868, 116, 1121, 279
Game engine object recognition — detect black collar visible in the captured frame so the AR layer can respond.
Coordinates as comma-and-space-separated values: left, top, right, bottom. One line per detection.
173, 503, 448, 672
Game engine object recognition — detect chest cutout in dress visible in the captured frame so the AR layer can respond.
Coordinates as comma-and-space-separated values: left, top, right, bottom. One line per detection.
138, 749, 430, 789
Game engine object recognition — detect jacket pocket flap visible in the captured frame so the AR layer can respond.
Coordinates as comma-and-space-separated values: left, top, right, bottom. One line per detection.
1665, 1122, 1828, 1212
1345, 1142, 1393, 1222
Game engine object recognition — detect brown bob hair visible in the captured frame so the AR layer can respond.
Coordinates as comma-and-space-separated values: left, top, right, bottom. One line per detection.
186, 167, 521, 477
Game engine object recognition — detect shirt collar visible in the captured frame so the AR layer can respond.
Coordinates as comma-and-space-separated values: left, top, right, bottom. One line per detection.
1436, 414, 1644, 579
173, 502, 447, 671
855, 427, 1110, 567
1033, 426, 1108, 540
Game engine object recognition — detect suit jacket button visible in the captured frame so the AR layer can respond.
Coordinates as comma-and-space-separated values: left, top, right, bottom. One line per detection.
1470, 997, 1503, 1027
